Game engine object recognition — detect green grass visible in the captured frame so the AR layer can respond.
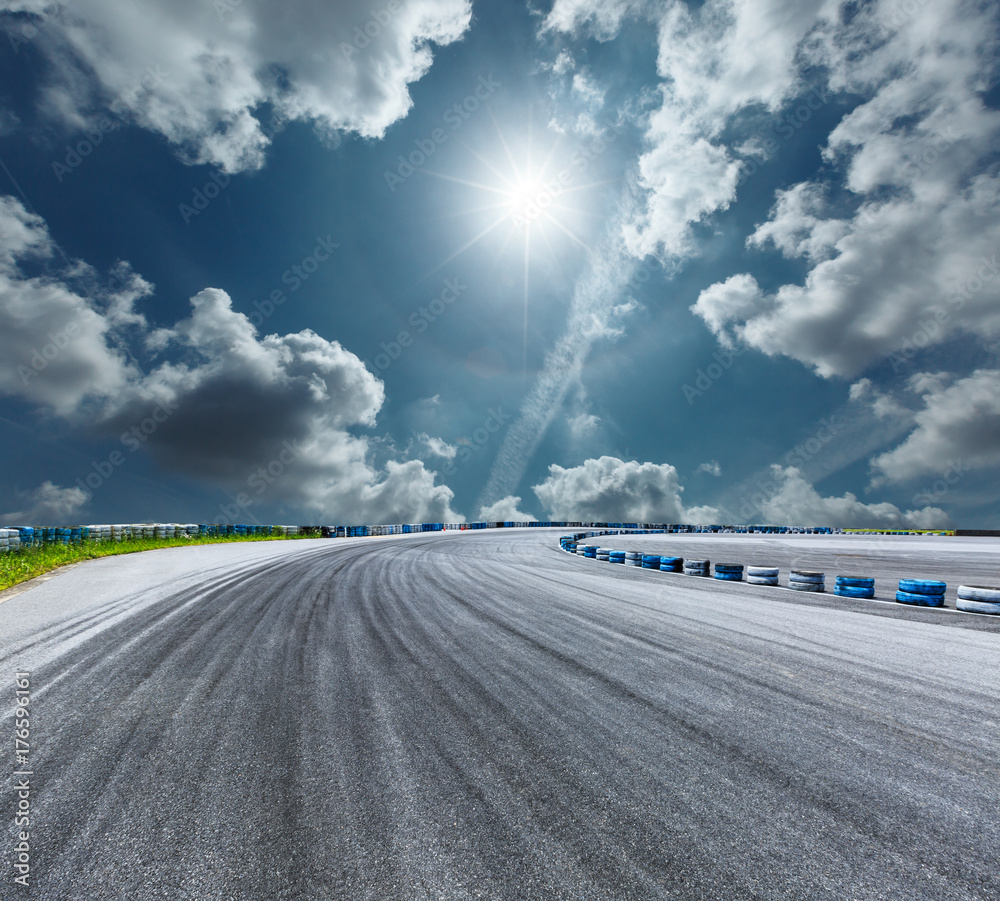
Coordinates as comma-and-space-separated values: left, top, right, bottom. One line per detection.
0, 534, 319, 593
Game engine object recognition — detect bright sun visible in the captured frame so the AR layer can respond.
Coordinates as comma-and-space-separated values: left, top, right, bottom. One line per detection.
416, 118, 611, 374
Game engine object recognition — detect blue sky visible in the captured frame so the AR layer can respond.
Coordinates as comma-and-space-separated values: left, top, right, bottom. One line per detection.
1, 0, 999, 527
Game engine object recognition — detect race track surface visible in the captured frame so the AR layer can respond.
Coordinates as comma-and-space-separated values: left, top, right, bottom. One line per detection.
2, 529, 999, 900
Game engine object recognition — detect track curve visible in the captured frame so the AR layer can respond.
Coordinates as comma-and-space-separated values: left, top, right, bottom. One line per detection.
2, 530, 999, 900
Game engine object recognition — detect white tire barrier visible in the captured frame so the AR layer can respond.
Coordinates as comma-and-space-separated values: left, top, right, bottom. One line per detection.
683, 559, 710, 576
789, 570, 825, 592
746, 565, 779, 586
956, 585, 1000, 615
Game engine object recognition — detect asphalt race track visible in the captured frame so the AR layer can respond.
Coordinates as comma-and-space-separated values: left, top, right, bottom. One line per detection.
2, 529, 999, 900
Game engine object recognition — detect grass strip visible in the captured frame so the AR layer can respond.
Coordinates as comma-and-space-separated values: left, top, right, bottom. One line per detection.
0, 535, 319, 592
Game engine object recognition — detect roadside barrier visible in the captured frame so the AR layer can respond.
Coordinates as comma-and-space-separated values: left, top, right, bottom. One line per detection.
554, 533, 997, 617
746, 565, 779, 586
714, 563, 744, 582
834, 576, 875, 598
956, 585, 1000, 614
789, 571, 825, 592
896, 579, 946, 607
683, 559, 710, 576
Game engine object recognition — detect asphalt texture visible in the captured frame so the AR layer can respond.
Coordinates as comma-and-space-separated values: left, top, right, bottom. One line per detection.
2, 529, 999, 900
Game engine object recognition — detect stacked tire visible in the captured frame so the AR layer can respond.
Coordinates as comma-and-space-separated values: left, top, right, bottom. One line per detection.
956, 585, 1000, 615
625, 551, 642, 567
683, 559, 710, 576
834, 576, 875, 599
747, 565, 779, 586
896, 579, 946, 607
714, 563, 744, 582
609, 550, 626, 564
596, 548, 610, 562
789, 571, 825, 592
641, 554, 661, 569
659, 556, 683, 573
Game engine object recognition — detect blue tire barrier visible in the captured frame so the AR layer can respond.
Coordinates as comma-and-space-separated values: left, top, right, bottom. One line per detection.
898, 579, 946, 596
956, 586, 1000, 614
658, 556, 683, 571
835, 575, 875, 588
714, 563, 743, 581
834, 575, 875, 598
896, 589, 945, 607
641, 555, 661, 569
585, 546, 598, 558
834, 584, 875, 599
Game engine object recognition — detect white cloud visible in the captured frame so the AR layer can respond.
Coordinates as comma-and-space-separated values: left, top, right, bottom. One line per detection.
847, 377, 911, 421
567, 412, 600, 439
871, 369, 1000, 485
4, 0, 472, 172
692, 0, 1000, 378
477, 496, 537, 523
616, 0, 831, 259
0, 196, 147, 416
1, 481, 88, 524
0, 197, 462, 524
542, 0, 648, 41
414, 432, 457, 460
532, 455, 718, 523
698, 460, 721, 477
104, 288, 462, 523
752, 465, 948, 529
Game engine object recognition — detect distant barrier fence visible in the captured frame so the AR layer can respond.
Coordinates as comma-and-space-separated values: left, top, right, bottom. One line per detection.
0, 520, 959, 553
